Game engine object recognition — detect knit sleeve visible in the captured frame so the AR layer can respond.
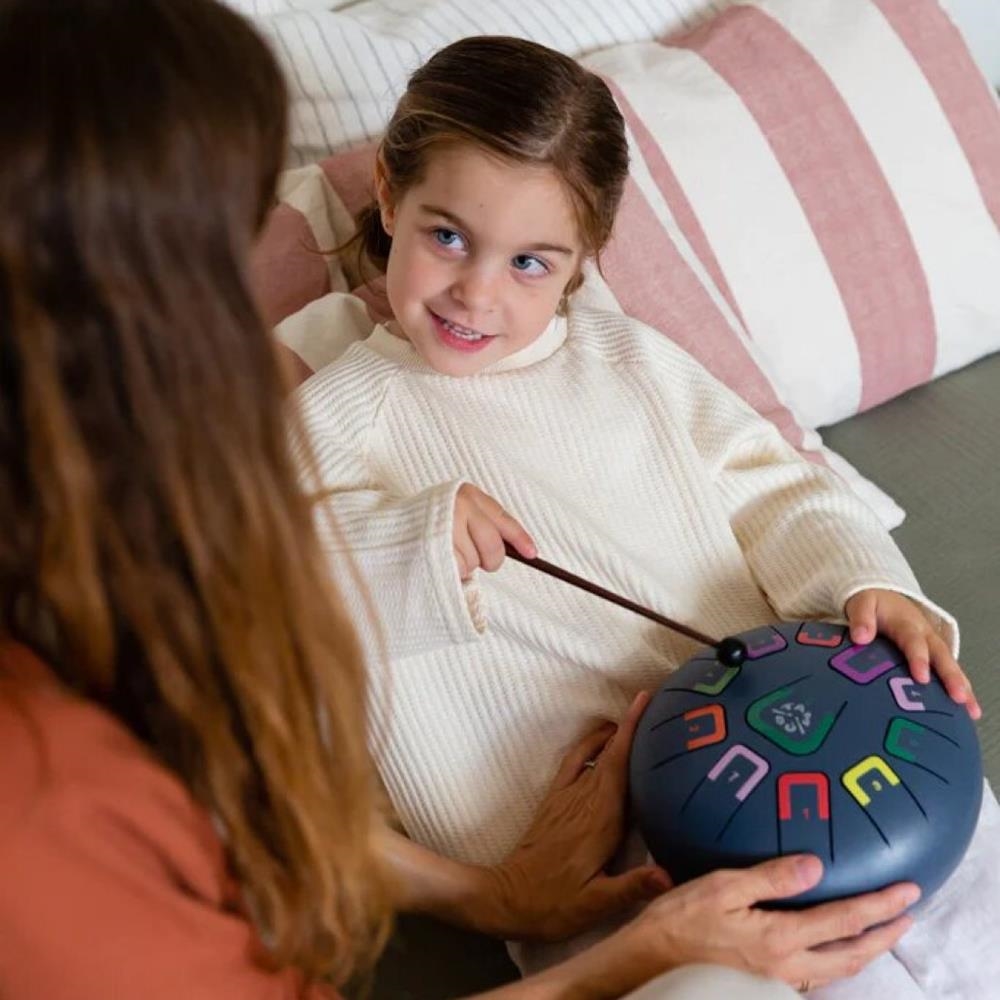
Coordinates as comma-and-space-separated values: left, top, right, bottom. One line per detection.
635, 327, 959, 655
714, 417, 957, 654
292, 354, 485, 661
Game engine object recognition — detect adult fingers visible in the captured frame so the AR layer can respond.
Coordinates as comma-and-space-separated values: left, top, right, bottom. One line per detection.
550, 722, 617, 789
574, 866, 673, 927
600, 691, 652, 769
783, 881, 920, 953
715, 855, 824, 911
785, 913, 913, 990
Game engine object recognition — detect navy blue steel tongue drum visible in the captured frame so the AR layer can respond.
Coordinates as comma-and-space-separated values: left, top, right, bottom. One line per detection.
629, 621, 982, 905
503, 545, 983, 906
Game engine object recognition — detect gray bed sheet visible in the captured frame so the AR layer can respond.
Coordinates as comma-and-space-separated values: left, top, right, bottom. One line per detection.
823, 350, 1000, 787
365, 351, 1000, 999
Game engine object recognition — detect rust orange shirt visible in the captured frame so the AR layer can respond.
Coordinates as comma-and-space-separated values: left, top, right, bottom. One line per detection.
0, 643, 337, 1000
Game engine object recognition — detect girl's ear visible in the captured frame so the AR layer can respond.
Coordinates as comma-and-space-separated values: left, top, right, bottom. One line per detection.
564, 268, 585, 298
558, 267, 586, 316
374, 154, 396, 236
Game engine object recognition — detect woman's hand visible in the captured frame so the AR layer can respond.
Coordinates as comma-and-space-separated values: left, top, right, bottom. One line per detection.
381, 693, 669, 942
478, 691, 670, 941
613, 854, 917, 992
387, 693, 918, 999
845, 588, 981, 718
453, 483, 536, 579
484, 855, 919, 1000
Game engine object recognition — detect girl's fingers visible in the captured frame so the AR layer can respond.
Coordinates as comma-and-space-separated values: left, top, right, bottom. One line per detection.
453, 533, 480, 580
896, 629, 932, 685
473, 490, 537, 559
467, 515, 506, 572
927, 640, 966, 699
924, 635, 980, 715
496, 512, 536, 560
846, 591, 980, 716
892, 628, 981, 718
456, 485, 535, 565
967, 694, 983, 720
846, 591, 878, 645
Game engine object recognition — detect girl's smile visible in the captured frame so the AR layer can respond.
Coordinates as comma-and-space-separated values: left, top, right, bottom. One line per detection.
428, 309, 497, 353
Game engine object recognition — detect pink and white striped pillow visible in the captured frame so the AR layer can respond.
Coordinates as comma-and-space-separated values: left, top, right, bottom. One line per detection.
229, 0, 1000, 165
583, 0, 1000, 429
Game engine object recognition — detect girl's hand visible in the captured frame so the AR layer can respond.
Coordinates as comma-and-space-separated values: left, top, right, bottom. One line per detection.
453, 483, 536, 579
845, 588, 981, 719
479, 691, 670, 941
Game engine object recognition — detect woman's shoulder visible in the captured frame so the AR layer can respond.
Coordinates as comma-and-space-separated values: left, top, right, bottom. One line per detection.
0, 642, 226, 894
1, 643, 169, 788
0, 644, 118, 811
0, 643, 335, 998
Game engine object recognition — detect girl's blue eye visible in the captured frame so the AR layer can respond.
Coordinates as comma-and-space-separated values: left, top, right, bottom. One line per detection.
433, 228, 465, 250
512, 254, 549, 276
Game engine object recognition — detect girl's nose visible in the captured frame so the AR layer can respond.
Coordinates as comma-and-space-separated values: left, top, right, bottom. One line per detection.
451, 264, 500, 314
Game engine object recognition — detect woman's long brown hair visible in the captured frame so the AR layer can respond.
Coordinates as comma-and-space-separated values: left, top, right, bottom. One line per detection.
0, 0, 392, 984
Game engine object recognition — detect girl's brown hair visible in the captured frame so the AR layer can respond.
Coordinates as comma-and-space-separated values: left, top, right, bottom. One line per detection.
352, 35, 629, 296
0, 0, 392, 985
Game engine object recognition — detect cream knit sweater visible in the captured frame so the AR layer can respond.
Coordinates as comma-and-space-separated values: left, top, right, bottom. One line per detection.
295, 307, 956, 865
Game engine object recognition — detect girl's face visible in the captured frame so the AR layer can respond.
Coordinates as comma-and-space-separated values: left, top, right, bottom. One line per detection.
375, 144, 584, 376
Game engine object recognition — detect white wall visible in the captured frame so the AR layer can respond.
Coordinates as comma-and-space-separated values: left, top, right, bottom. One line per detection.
942, 0, 1000, 88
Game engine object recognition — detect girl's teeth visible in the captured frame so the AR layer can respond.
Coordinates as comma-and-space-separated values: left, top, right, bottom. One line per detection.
442, 318, 484, 341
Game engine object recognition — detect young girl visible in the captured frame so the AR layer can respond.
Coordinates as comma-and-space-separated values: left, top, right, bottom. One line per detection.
294, 36, 999, 997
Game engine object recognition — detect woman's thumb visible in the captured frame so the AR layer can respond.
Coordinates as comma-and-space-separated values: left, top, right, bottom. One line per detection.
584, 866, 673, 920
